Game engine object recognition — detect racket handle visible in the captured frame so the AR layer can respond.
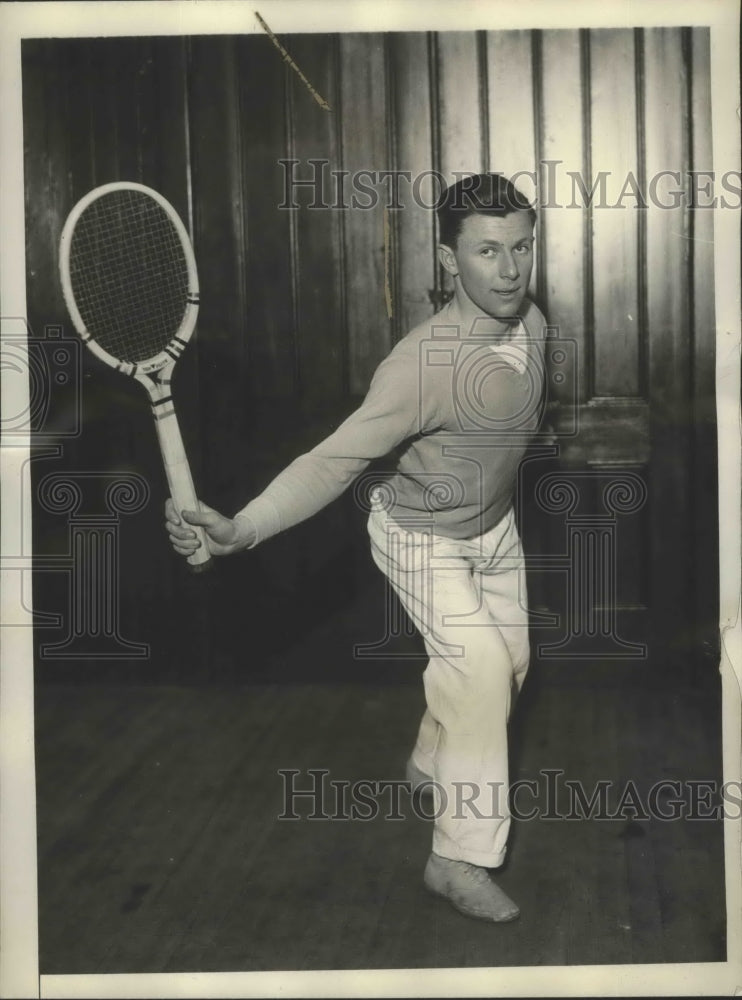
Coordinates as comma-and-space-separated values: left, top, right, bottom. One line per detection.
153, 408, 213, 573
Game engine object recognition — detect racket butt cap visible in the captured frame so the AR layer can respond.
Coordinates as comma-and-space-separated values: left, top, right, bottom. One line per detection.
188, 557, 214, 574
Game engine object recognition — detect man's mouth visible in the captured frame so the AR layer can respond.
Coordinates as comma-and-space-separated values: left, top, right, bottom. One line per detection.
493, 287, 521, 298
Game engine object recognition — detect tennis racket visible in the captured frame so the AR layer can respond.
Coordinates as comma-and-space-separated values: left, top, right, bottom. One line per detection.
59, 181, 212, 572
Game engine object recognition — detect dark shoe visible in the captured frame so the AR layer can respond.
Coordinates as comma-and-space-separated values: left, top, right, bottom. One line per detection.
423, 852, 520, 922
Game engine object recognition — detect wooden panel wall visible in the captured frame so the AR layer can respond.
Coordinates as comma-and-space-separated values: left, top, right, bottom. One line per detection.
486, 30, 539, 299
23, 29, 716, 413
22, 28, 717, 680
338, 34, 391, 391
539, 30, 585, 402
389, 33, 436, 336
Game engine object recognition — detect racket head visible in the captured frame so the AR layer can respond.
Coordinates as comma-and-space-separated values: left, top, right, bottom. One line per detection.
59, 182, 199, 374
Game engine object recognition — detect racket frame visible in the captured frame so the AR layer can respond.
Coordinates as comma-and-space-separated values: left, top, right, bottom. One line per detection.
59, 181, 213, 572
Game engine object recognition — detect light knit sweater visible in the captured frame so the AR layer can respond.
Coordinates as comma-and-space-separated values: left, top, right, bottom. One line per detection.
237, 297, 547, 544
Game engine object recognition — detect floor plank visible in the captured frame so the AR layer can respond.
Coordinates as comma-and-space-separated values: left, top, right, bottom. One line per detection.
35, 660, 726, 973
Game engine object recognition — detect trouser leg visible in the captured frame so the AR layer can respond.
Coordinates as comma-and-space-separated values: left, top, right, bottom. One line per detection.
368, 507, 529, 868
410, 709, 439, 777
410, 512, 529, 780
476, 510, 530, 695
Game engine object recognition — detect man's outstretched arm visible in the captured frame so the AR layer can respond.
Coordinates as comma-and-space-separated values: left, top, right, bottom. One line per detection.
164, 340, 435, 560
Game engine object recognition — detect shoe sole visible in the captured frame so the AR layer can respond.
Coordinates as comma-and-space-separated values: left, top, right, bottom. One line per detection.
423, 877, 521, 923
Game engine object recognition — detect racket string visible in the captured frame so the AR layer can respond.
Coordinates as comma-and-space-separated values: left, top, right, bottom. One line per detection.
68, 189, 193, 364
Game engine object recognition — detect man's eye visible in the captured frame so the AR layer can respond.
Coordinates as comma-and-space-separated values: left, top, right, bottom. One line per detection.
480, 248, 497, 257
515, 244, 532, 254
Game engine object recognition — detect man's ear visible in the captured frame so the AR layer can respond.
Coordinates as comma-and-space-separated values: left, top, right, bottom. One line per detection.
438, 243, 458, 276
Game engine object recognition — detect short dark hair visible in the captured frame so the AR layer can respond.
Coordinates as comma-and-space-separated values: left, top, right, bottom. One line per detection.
436, 173, 536, 248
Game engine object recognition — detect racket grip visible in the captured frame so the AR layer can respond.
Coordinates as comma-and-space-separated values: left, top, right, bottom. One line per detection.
154, 408, 213, 573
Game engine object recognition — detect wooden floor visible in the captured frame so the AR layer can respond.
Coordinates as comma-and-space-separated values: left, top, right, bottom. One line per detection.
35, 645, 726, 974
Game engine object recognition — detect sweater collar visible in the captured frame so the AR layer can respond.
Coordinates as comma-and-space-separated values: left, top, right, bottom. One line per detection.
444, 295, 522, 344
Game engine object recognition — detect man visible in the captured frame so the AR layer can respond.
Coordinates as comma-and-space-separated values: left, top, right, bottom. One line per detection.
166, 173, 546, 922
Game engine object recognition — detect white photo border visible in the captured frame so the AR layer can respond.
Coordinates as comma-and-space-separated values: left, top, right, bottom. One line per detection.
1, 1, 740, 997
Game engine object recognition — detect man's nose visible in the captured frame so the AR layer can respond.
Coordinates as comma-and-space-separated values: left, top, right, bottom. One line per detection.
498, 252, 519, 280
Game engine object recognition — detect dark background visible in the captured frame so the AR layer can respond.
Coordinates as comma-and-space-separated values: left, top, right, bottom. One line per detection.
23, 29, 718, 683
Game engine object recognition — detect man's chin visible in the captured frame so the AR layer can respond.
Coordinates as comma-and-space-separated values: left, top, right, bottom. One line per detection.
489, 299, 525, 321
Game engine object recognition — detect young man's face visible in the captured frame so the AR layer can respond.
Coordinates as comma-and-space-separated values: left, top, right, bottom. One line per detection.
438, 211, 535, 320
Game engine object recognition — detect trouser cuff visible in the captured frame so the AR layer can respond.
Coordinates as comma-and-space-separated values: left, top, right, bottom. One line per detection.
432, 834, 508, 870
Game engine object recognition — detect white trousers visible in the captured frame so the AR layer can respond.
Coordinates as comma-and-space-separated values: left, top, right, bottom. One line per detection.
367, 504, 530, 867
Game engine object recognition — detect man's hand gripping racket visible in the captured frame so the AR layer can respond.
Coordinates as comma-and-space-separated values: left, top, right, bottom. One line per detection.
165, 499, 254, 559
59, 181, 219, 571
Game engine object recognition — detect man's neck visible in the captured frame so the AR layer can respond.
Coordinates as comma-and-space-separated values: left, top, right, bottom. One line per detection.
448, 289, 520, 343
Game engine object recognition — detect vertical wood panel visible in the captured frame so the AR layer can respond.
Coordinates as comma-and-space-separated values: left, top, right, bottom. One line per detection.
188, 38, 247, 352
690, 28, 715, 415
238, 35, 295, 401
644, 28, 693, 662
339, 33, 391, 392
22, 41, 70, 330
95, 40, 152, 187
486, 31, 537, 197
689, 28, 718, 664
285, 34, 344, 407
390, 32, 436, 336
589, 29, 640, 398
437, 32, 484, 184
148, 39, 191, 223
88, 42, 124, 186
63, 40, 97, 201
486, 30, 539, 299
483, 31, 539, 298
436, 32, 484, 301
70, 38, 191, 211
540, 29, 587, 404
187, 38, 252, 503
644, 28, 691, 409
131, 39, 159, 184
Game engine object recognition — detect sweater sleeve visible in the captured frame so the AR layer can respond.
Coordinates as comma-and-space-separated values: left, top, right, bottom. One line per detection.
236, 342, 434, 546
